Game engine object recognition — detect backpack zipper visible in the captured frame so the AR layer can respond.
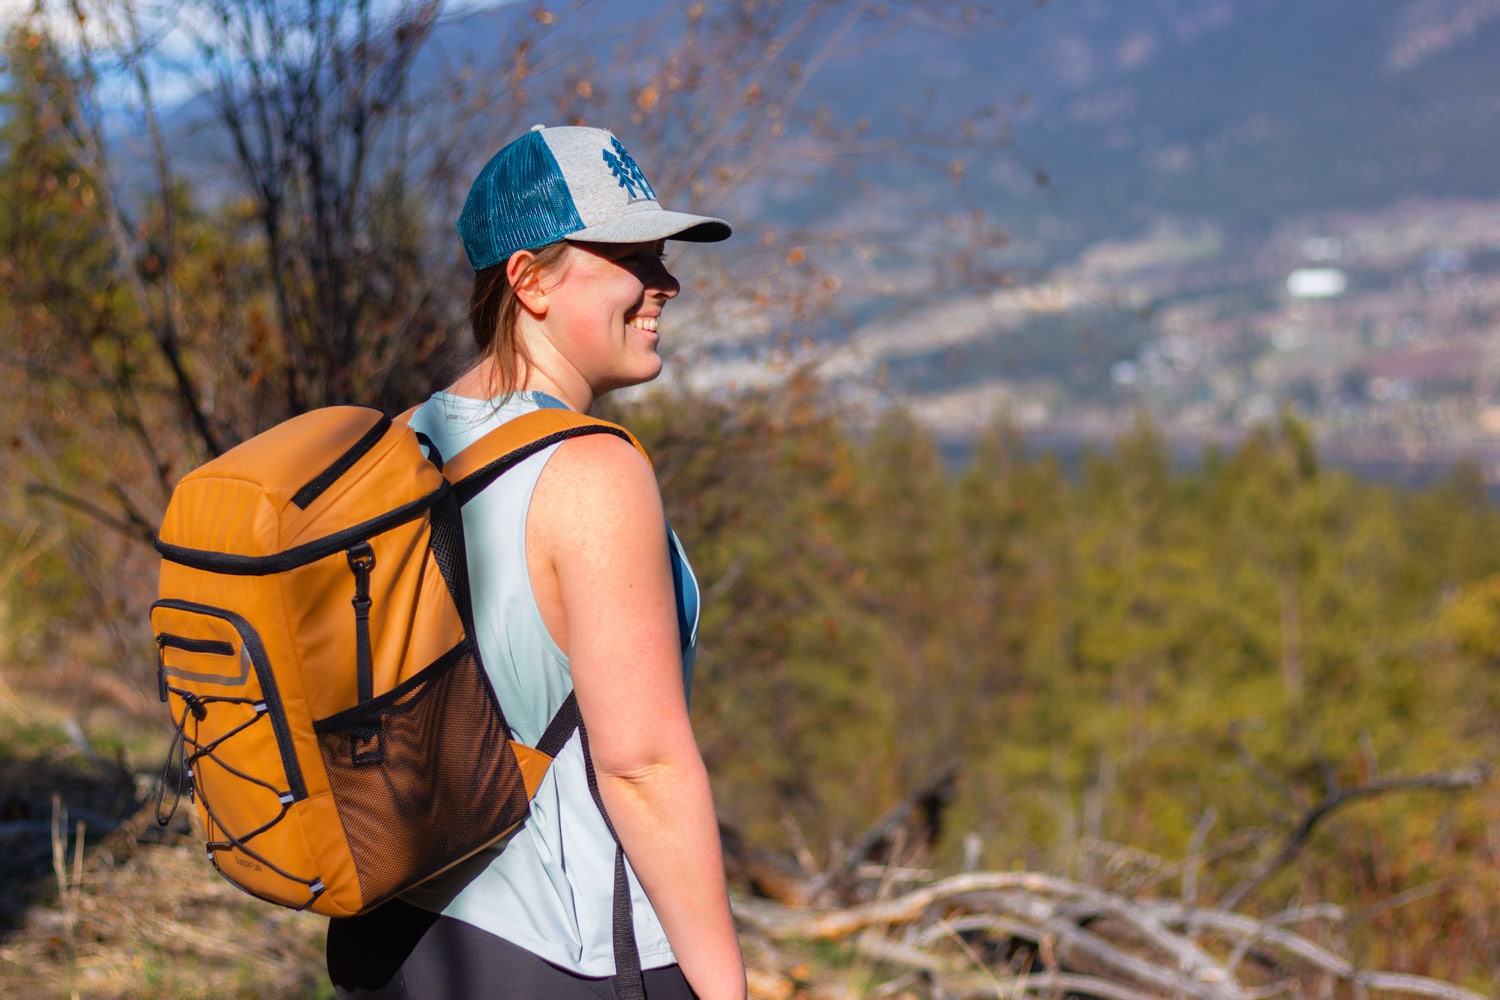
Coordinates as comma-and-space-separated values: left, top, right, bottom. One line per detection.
155, 483, 448, 576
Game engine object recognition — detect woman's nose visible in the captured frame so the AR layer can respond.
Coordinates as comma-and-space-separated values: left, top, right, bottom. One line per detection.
651, 260, 681, 298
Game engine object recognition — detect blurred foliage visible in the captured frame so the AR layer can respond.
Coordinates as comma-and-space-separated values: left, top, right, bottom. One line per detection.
2, 5, 1499, 991
618, 383, 1500, 985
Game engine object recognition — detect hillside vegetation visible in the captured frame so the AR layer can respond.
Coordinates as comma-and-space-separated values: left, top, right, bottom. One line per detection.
6, 380, 1500, 995
2, 1, 1499, 995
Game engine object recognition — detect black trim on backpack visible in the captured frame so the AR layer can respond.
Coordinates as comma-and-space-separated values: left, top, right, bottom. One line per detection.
452, 426, 635, 506
155, 484, 450, 576
311, 640, 471, 733
152, 598, 309, 802
291, 410, 393, 510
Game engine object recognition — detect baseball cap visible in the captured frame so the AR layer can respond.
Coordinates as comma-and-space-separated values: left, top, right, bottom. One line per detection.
457, 125, 732, 271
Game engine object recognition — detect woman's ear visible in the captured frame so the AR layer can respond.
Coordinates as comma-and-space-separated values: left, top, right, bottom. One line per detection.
507, 249, 550, 315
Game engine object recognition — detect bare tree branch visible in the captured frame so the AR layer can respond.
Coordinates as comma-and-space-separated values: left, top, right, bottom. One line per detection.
1220, 763, 1492, 912
25, 483, 157, 545
807, 759, 961, 903
43, 3, 230, 457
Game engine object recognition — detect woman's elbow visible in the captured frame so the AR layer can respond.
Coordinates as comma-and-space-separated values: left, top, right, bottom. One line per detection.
589, 736, 709, 795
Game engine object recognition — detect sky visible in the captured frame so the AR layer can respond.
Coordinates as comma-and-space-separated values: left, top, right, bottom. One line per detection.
0, 0, 505, 109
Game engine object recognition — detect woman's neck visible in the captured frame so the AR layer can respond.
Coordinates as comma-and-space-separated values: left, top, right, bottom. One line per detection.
446, 357, 592, 413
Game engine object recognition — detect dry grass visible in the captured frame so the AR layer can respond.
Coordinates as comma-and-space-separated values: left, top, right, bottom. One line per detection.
0, 673, 333, 1000
0, 672, 817, 1000
0, 705, 857, 1000
1, 814, 332, 1000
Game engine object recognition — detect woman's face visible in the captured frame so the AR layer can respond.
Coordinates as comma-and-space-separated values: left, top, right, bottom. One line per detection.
540, 239, 681, 396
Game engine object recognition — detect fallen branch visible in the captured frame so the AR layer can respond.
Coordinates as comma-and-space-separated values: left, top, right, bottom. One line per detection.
733, 864, 1492, 1000
1138, 901, 1489, 1000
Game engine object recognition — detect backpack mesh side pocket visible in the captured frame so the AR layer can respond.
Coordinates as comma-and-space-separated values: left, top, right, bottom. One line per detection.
314, 640, 531, 907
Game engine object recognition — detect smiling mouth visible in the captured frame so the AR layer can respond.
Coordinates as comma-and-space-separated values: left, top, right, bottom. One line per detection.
628, 316, 659, 333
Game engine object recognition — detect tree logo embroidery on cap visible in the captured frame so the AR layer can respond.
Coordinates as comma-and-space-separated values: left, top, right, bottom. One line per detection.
602, 138, 657, 201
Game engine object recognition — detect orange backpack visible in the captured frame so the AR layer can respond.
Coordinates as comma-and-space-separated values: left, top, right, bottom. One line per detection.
151, 404, 642, 918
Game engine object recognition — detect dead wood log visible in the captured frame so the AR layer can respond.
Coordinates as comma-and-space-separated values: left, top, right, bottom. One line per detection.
738, 871, 1074, 940
848, 933, 1171, 1000
731, 866, 1491, 1000
737, 872, 1238, 998
721, 822, 818, 907
1137, 901, 1491, 1000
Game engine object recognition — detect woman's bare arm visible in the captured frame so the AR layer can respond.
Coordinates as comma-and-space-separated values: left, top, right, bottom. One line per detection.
529, 432, 746, 1000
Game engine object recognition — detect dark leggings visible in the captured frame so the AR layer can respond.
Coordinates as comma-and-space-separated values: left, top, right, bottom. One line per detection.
326, 898, 697, 999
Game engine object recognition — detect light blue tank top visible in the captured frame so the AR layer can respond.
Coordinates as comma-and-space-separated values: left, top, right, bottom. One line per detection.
401, 390, 699, 975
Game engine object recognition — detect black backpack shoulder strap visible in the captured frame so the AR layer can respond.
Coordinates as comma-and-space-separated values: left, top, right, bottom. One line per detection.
426, 405, 651, 996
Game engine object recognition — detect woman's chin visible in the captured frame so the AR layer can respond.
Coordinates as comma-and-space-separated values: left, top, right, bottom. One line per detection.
599, 362, 664, 396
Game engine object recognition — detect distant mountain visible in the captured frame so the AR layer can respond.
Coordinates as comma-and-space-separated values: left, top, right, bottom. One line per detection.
156, 0, 1500, 268
778, 0, 1500, 263
140, 0, 1500, 474
1017, 0, 1500, 252
626, 0, 1500, 484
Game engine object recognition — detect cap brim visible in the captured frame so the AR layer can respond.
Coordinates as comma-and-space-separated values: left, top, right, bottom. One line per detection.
569, 209, 732, 246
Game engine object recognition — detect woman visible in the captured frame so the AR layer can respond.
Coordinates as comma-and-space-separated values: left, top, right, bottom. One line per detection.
326, 125, 745, 1000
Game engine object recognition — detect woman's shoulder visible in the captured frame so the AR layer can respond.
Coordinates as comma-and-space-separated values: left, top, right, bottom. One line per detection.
535, 429, 662, 531
528, 429, 666, 618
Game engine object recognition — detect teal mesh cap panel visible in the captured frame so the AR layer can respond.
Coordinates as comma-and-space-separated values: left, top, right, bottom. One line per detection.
456, 126, 730, 272
458, 130, 585, 272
